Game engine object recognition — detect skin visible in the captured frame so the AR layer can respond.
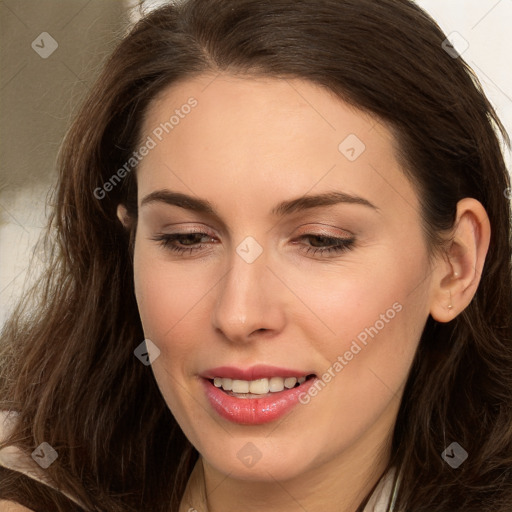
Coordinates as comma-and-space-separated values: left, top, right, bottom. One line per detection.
118, 74, 490, 512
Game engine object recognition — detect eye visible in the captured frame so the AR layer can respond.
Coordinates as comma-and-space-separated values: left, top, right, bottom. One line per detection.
294, 234, 355, 256
151, 231, 355, 257
151, 231, 217, 255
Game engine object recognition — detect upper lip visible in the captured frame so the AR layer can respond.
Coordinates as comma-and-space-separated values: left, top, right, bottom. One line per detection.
200, 365, 315, 381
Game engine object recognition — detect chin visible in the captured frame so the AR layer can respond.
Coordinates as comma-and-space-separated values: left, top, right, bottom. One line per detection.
199, 433, 322, 482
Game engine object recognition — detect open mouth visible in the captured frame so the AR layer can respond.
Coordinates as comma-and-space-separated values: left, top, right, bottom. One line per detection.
206, 374, 316, 399
202, 371, 319, 424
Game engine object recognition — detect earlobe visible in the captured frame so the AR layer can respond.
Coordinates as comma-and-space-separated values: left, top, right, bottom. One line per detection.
429, 198, 491, 323
116, 204, 131, 229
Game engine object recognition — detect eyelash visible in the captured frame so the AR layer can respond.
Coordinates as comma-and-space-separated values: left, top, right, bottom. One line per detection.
151, 231, 355, 257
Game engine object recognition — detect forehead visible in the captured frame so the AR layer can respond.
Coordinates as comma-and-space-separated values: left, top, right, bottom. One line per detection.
142, 73, 379, 148
137, 74, 419, 220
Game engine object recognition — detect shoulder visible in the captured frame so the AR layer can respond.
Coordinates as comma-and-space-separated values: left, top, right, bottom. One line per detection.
0, 412, 87, 511
0, 500, 36, 511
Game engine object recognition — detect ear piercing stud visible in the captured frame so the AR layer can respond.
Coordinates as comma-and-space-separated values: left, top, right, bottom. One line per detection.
447, 272, 459, 309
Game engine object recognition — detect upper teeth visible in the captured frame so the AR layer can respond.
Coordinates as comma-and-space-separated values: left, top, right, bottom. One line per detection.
213, 376, 307, 394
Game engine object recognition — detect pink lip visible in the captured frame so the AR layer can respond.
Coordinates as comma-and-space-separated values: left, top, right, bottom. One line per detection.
200, 364, 313, 380
200, 375, 318, 425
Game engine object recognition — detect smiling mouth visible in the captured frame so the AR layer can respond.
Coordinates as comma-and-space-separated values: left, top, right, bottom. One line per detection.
207, 374, 316, 399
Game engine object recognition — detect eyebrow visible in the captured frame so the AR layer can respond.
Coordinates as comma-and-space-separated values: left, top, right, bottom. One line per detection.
140, 189, 379, 217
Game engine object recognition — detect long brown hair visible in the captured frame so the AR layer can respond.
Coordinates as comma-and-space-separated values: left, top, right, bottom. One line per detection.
1, 1, 511, 510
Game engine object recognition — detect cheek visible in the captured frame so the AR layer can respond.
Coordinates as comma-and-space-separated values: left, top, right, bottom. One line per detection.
132, 244, 207, 422
298, 247, 425, 341
298, 243, 429, 394
133, 242, 210, 343
285, 252, 429, 454
133, 246, 172, 340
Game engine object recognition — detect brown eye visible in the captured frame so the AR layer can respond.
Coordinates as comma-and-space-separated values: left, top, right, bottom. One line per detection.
151, 232, 217, 254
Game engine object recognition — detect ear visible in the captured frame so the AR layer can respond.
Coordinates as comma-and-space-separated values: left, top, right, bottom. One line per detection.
429, 198, 491, 323
117, 204, 132, 229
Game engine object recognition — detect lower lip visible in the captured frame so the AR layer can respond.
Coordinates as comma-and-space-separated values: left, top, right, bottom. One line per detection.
201, 377, 318, 425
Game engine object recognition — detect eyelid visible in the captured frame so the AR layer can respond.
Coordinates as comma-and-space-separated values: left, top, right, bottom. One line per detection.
155, 220, 354, 239
156, 224, 353, 242
159, 225, 217, 236
293, 223, 354, 238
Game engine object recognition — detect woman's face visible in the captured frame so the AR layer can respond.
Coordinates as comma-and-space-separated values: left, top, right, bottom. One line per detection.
130, 74, 438, 481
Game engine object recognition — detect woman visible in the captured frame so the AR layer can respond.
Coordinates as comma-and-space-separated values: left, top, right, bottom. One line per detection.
1, 0, 511, 511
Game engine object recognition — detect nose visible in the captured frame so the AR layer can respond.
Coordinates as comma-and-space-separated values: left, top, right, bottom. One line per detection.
211, 242, 286, 344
